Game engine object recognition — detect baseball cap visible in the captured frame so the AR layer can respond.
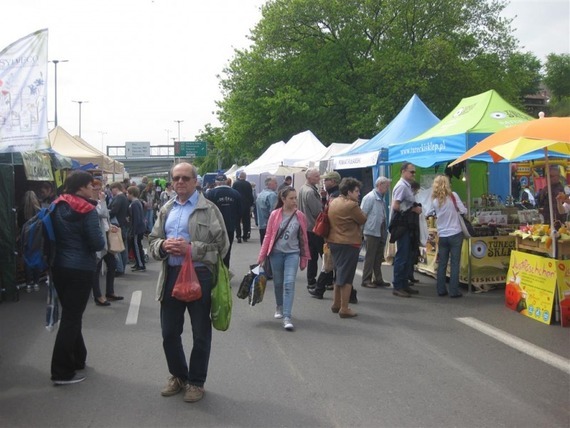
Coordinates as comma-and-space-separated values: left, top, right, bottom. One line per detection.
321, 171, 341, 182
215, 174, 227, 182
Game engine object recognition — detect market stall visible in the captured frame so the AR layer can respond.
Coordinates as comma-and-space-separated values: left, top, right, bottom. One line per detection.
388, 90, 534, 290
449, 117, 570, 326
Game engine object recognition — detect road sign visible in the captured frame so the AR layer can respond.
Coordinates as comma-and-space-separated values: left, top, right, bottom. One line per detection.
125, 141, 150, 158
175, 141, 207, 157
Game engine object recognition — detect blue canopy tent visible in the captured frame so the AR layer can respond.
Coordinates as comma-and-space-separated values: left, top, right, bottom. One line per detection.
388, 90, 534, 200
331, 94, 440, 183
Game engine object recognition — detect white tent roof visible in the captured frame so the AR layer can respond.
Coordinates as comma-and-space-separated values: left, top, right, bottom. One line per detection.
49, 126, 124, 173
242, 141, 285, 175
292, 142, 351, 167
282, 130, 327, 167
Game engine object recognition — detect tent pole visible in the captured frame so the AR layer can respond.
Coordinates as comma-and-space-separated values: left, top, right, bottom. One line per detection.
466, 160, 472, 295
544, 148, 556, 259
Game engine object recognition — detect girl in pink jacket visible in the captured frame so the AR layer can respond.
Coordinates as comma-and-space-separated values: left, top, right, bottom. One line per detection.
258, 187, 310, 330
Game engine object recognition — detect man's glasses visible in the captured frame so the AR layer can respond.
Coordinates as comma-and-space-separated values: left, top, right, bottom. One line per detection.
408, 170, 416, 174
172, 176, 193, 182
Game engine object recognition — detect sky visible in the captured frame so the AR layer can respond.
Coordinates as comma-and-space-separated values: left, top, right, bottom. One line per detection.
1, 0, 569, 152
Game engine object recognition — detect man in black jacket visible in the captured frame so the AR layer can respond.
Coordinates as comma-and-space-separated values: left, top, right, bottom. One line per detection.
109, 182, 129, 275
232, 171, 254, 243
206, 174, 242, 267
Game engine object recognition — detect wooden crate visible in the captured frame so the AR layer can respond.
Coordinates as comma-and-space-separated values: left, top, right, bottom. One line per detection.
515, 236, 570, 258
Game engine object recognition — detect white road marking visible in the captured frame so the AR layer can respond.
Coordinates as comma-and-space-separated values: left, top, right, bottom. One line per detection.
456, 317, 570, 375
126, 290, 142, 325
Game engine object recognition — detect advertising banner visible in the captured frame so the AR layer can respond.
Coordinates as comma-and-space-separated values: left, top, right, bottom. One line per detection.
0, 29, 49, 153
505, 251, 557, 325
21, 151, 53, 181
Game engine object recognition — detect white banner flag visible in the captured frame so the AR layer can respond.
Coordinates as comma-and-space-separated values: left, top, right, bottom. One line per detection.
0, 29, 49, 153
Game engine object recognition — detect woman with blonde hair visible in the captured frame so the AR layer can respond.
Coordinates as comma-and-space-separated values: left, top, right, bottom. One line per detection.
431, 175, 466, 298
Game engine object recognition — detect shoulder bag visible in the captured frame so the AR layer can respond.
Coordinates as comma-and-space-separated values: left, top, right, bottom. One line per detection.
450, 193, 475, 238
313, 204, 330, 238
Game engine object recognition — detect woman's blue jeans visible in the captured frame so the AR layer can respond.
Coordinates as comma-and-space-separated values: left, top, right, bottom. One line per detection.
436, 232, 464, 296
269, 251, 300, 319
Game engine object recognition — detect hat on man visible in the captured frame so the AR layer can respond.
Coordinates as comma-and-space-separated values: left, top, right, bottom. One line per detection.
215, 174, 227, 182
321, 171, 341, 182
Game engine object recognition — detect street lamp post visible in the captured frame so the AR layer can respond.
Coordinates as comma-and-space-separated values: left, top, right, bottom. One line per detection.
98, 131, 107, 152
50, 59, 68, 127
174, 120, 183, 141
72, 100, 88, 137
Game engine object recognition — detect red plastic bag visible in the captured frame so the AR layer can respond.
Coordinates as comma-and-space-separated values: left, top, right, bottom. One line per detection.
172, 244, 202, 302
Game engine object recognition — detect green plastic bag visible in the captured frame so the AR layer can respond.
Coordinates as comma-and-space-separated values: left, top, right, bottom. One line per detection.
211, 255, 232, 331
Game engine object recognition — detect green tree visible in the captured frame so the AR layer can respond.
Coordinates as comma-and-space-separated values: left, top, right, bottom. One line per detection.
544, 53, 570, 102
217, 0, 541, 161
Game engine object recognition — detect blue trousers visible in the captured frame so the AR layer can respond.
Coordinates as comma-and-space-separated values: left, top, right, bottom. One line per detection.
269, 251, 300, 319
160, 265, 213, 387
393, 230, 415, 290
436, 232, 464, 296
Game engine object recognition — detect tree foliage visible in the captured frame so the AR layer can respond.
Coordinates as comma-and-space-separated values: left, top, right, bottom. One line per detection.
544, 53, 570, 102
210, 0, 542, 168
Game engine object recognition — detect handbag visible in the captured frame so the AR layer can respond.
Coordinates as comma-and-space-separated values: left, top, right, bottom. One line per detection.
450, 193, 475, 238
107, 227, 125, 254
172, 244, 202, 302
211, 255, 232, 331
313, 205, 330, 238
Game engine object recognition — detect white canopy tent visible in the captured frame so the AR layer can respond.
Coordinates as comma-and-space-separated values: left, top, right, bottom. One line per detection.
293, 142, 351, 170
49, 126, 124, 174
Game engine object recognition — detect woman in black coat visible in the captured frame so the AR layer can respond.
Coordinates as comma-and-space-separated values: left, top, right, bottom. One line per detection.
50, 171, 105, 385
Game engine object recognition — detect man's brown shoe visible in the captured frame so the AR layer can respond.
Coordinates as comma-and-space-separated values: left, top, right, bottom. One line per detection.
161, 376, 185, 396
361, 282, 377, 289
393, 289, 411, 298
184, 384, 205, 402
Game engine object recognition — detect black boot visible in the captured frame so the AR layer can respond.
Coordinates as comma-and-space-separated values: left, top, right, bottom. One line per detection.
309, 271, 329, 298
349, 287, 358, 304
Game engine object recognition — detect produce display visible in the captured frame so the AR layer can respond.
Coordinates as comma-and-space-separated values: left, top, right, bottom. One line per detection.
510, 223, 570, 250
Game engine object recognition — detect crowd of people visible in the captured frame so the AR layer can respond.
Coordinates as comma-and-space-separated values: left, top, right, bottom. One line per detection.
35, 160, 547, 403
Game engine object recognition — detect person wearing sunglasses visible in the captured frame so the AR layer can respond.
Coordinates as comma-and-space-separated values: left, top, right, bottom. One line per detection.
149, 162, 229, 403
389, 162, 423, 298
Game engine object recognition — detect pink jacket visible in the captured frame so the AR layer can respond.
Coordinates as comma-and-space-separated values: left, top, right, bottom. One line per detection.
257, 208, 311, 270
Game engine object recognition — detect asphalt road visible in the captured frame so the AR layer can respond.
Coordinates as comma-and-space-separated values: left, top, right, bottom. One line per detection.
1, 227, 569, 428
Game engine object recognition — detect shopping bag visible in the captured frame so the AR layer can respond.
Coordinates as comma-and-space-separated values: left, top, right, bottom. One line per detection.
45, 276, 59, 332
384, 235, 396, 265
107, 227, 125, 254
322, 243, 334, 272
172, 244, 202, 302
262, 257, 273, 278
211, 255, 232, 331
237, 270, 255, 299
249, 270, 267, 306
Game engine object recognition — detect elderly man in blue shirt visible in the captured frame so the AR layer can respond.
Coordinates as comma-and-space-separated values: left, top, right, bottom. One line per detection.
149, 162, 229, 403
360, 176, 392, 288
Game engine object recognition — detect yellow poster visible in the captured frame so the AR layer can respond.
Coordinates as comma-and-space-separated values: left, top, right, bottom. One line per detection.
555, 260, 570, 328
505, 251, 557, 325
461, 236, 516, 285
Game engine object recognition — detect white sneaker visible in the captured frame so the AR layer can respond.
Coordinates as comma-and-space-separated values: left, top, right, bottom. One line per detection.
274, 306, 283, 319
283, 317, 294, 330
33, 283, 40, 291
